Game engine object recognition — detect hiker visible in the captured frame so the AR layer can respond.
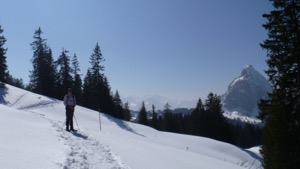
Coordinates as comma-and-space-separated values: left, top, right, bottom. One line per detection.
63, 88, 77, 131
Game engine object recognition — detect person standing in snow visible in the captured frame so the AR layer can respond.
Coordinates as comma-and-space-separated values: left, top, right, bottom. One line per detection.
63, 88, 77, 131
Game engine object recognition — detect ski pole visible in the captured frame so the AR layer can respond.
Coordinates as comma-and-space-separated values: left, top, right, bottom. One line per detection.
74, 114, 80, 132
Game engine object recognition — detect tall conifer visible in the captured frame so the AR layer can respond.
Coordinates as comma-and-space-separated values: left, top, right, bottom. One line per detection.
0, 25, 9, 84
72, 54, 83, 104
29, 27, 56, 97
138, 101, 148, 125
259, 1, 300, 168
56, 48, 73, 99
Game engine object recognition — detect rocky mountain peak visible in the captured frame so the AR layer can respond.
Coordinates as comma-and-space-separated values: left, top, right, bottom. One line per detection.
222, 65, 272, 117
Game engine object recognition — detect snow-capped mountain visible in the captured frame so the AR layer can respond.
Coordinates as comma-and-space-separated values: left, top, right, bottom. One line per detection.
222, 65, 272, 117
0, 84, 262, 169
122, 95, 197, 111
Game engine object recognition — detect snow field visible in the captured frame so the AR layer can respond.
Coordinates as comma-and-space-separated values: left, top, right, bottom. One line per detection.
0, 84, 262, 169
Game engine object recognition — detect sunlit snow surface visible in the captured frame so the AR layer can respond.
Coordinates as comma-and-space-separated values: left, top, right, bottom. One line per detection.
0, 84, 262, 169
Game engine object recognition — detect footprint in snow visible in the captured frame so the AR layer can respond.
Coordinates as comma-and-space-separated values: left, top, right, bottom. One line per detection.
50, 120, 131, 169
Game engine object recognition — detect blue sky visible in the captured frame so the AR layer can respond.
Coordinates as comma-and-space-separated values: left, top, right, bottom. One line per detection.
0, 0, 273, 100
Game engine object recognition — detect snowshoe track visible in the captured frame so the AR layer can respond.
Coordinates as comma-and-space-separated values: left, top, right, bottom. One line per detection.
50, 120, 131, 169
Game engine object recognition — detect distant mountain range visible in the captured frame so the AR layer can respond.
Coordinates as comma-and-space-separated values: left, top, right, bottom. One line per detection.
122, 95, 197, 111
122, 65, 272, 122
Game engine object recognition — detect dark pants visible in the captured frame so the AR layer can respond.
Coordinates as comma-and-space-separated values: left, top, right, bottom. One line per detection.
66, 106, 74, 130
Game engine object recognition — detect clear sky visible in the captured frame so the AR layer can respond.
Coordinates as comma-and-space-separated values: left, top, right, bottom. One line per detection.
0, 0, 273, 100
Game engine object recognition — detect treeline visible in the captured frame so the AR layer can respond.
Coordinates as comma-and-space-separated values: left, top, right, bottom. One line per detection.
137, 93, 261, 148
0, 26, 131, 120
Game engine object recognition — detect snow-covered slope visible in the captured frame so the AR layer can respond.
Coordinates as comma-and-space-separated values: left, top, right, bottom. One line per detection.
0, 84, 262, 169
222, 65, 272, 118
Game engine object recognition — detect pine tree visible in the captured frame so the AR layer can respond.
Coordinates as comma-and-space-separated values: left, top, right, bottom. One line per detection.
100, 76, 116, 116
162, 103, 174, 131
0, 25, 9, 84
189, 98, 205, 135
29, 27, 56, 97
6, 75, 25, 88
123, 102, 132, 121
72, 53, 82, 104
83, 43, 105, 110
259, 1, 300, 168
113, 90, 124, 119
82, 69, 93, 108
138, 101, 148, 125
150, 104, 159, 129
82, 43, 116, 117
204, 93, 231, 142
56, 48, 73, 99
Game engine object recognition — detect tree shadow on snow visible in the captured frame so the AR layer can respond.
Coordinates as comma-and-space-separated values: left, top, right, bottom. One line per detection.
243, 148, 263, 162
0, 83, 8, 105
101, 113, 145, 137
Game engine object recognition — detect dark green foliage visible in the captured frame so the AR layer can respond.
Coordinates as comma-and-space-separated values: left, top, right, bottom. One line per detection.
81, 43, 118, 118
0, 25, 9, 83
113, 90, 125, 119
123, 102, 132, 121
162, 103, 173, 131
204, 93, 231, 142
82, 70, 93, 108
150, 105, 159, 129
230, 123, 262, 148
259, 0, 300, 168
189, 98, 206, 135
82, 43, 105, 110
138, 101, 148, 125
6, 75, 25, 89
29, 28, 56, 97
72, 54, 83, 104
100, 76, 116, 116
56, 49, 73, 99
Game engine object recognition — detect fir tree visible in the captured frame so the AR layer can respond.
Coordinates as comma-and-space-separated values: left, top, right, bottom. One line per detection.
204, 93, 231, 142
123, 102, 132, 121
162, 103, 174, 131
82, 69, 93, 108
56, 48, 73, 99
189, 98, 205, 135
150, 104, 159, 129
259, 1, 300, 168
0, 25, 9, 84
113, 90, 124, 119
82, 43, 116, 117
6, 75, 24, 89
83, 43, 105, 110
138, 101, 148, 125
29, 27, 56, 97
101, 76, 116, 116
72, 54, 82, 104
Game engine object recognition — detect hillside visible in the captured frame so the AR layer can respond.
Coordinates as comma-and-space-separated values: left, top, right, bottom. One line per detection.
0, 84, 262, 169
